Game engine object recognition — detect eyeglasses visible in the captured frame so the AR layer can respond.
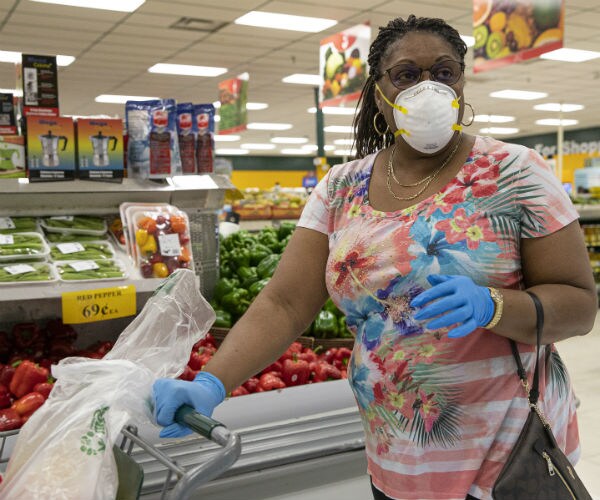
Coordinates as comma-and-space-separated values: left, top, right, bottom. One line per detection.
384, 60, 465, 90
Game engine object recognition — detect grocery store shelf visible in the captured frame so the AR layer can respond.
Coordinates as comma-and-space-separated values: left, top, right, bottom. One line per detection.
0, 175, 239, 216
575, 204, 600, 221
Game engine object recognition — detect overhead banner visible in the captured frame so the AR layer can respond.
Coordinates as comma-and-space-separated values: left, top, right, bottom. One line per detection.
473, 0, 564, 73
217, 75, 248, 135
319, 23, 370, 107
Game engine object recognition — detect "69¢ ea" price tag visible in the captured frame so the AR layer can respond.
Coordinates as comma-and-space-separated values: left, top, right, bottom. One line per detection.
61, 285, 136, 324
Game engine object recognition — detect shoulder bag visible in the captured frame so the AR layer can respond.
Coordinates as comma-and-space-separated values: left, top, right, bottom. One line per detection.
492, 291, 592, 500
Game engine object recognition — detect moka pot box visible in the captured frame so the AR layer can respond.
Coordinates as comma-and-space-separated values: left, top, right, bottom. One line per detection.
27, 116, 75, 181
76, 118, 124, 181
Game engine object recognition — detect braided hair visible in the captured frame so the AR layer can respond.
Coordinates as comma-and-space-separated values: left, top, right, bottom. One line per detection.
353, 15, 468, 158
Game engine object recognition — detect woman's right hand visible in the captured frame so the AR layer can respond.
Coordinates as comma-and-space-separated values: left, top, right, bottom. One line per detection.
152, 371, 226, 438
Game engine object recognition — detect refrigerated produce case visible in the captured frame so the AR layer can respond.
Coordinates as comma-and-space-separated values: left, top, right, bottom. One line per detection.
0, 176, 366, 499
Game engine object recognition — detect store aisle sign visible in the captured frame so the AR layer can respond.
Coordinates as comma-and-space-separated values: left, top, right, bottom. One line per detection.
319, 23, 370, 107
218, 76, 248, 135
62, 285, 136, 324
473, 0, 564, 73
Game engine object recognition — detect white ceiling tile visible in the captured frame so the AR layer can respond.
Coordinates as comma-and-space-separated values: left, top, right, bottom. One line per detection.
6, 11, 113, 32
259, 0, 360, 20
135, 1, 244, 22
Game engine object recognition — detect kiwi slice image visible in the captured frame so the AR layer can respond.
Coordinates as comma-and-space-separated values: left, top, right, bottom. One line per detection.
485, 32, 505, 58
474, 25, 489, 49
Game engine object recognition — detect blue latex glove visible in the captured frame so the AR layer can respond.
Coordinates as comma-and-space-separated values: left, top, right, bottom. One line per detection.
153, 371, 226, 438
410, 274, 494, 338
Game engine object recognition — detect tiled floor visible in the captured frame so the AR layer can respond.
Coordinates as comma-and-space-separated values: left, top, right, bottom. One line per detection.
557, 312, 600, 499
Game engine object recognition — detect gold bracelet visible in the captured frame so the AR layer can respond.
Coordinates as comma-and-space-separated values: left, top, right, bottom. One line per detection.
484, 287, 504, 330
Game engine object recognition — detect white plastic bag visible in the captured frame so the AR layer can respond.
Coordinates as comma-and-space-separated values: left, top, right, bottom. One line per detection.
0, 269, 215, 499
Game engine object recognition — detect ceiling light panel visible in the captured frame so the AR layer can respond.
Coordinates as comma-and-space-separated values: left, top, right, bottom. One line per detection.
95, 94, 159, 103
283, 74, 321, 85
540, 48, 600, 62
216, 148, 249, 155
234, 11, 337, 33
490, 90, 548, 100
240, 143, 277, 150
473, 115, 515, 123
307, 106, 357, 115
247, 122, 293, 131
480, 127, 520, 134
214, 135, 240, 142
270, 137, 308, 144
324, 126, 353, 134
148, 63, 227, 77
30, 0, 146, 12
535, 119, 579, 126
533, 103, 584, 112
280, 148, 310, 155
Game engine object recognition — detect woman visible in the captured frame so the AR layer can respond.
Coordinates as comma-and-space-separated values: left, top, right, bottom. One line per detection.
153, 15, 597, 500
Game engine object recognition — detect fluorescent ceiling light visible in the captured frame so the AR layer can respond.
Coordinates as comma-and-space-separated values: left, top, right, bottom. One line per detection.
324, 145, 335, 151
240, 143, 276, 150
307, 106, 357, 115
148, 63, 226, 77
214, 135, 240, 142
216, 148, 249, 155
281, 148, 311, 155
324, 125, 353, 134
246, 102, 268, 110
30, 0, 145, 12
95, 94, 159, 103
490, 90, 547, 100
0, 88, 22, 97
247, 122, 292, 131
234, 11, 336, 33
535, 119, 579, 126
480, 127, 520, 134
334, 139, 354, 145
283, 74, 321, 85
0, 50, 75, 66
460, 35, 475, 47
473, 114, 515, 123
302, 144, 318, 151
334, 149, 356, 156
540, 48, 600, 62
533, 103, 584, 112
271, 137, 308, 144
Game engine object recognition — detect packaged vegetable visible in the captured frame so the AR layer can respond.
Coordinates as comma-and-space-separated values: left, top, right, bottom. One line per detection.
0, 262, 56, 284
0, 232, 49, 261
40, 215, 107, 236
45, 232, 108, 243
55, 259, 127, 282
49, 241, 114, 261
0, 217, 39, 234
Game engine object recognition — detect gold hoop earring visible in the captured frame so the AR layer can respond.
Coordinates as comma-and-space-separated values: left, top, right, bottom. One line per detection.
461, 103, 475, 127
373, 112, 389, 136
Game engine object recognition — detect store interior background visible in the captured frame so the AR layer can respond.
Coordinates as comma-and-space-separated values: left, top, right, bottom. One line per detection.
1, 0, 600, 189
0, 0, 600, 498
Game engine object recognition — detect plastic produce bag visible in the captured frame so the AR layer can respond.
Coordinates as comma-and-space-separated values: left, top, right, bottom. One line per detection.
0, 269, 215, 499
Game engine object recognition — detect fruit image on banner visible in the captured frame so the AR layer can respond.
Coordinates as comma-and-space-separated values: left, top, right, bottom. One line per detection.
473, 0, 564, 73
218, 76, 248, 135
319, 23, 370, 107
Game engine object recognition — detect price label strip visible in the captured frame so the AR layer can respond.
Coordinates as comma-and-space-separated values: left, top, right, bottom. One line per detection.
62, 284, 136, 324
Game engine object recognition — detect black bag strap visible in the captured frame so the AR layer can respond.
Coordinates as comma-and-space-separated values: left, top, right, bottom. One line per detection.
509, 291, 543, 405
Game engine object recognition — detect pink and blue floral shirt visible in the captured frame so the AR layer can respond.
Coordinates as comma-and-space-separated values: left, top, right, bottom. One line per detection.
298, 136, 581, 500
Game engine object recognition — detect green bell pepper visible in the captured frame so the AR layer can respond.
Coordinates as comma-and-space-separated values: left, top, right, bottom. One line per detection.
248, 277, 270, 299
277, 221, 296, 241
338, 316, 354, 338
236, 266, 258, 289
214, 277, 240, 303
221, 288, 251, 318
323, 297, 342, 317
313, 310, 338, 339
256, 254, 281, 279
230, 247, 251, 269
257, 229, 280, 252
213, 309, 232, 328
249, 243, 272, 266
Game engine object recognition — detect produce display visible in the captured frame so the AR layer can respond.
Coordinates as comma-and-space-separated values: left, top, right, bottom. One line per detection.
232, 188, 307, 220
49, 241, 114, 261
0, 217, 38, 234
128, 206, 194, 278
0, 233, 48, 260
45, 232, 107, 243
0, 263, 55, 284
177, 333, 350, 396
40, 215, 107, 236
108, 216, 126, 249
215, 224, 354, 339
0, 319, 114, 431
55, 259, 126, 282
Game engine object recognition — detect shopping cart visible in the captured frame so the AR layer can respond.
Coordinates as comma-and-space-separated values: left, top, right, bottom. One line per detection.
0, 404, 242, 500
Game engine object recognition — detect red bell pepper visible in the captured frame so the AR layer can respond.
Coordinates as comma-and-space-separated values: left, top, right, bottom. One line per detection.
242, 377, 260, 393
312, 361, 342, 382
188, 351, 204, 371
0, 383, 11, 409
9, 360, 49, 398
12, 392, 45, 416
281, 356, 310, 387
230, 386, 249, 397
299, 347, 318, 364
178, 365, 196, 381
0, 408, 21, 431
0, 364, 15, 388
258, 372, 286, 391
321, 348, 338, 365
260, 360, 283, 377
33, 382, 54, 400
333, 347, 352, 370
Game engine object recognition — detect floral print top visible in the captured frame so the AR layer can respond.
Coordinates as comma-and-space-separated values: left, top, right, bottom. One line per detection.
297, 136, 581, 500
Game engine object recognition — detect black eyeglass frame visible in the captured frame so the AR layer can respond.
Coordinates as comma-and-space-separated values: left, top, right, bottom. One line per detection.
382, 59, 465, 90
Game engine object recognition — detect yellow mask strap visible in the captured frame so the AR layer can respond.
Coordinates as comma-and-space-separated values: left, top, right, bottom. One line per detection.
375, 83, 408, 114
394, 129, 410, 138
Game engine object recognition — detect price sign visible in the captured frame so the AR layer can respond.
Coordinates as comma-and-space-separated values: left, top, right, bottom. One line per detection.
62, 284, 136, 324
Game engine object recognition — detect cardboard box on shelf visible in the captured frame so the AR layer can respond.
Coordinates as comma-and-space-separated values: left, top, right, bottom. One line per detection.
0, 135, 25, 178
76, 118, 124, 182
0, 93, 18, 135
21, 54, 59, 117
26, 115, 75, 181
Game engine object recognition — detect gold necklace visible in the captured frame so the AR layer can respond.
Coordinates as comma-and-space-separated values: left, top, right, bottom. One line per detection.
389, 145, 432, 187
385, 134, 463, 202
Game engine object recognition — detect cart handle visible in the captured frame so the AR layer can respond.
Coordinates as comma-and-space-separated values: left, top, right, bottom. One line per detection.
174, 405, 223, 440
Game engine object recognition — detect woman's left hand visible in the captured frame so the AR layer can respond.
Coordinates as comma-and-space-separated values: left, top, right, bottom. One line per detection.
410, 274, 494, 338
